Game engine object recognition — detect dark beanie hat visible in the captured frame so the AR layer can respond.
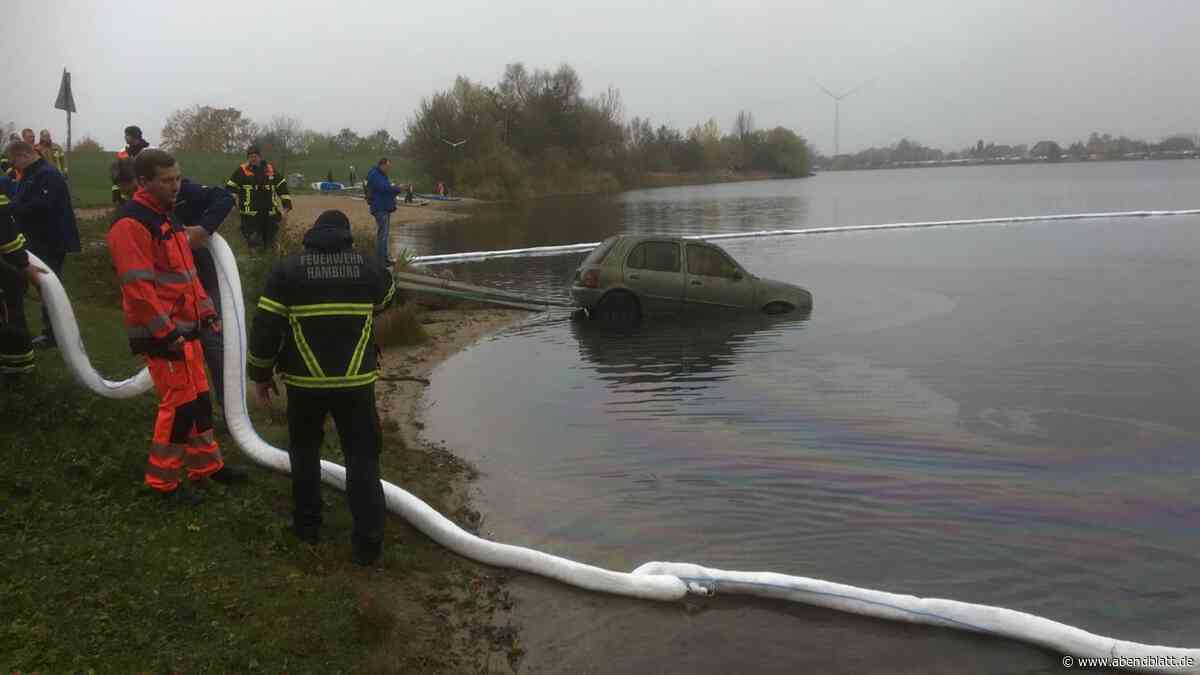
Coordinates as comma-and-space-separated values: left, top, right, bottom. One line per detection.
124, 125, 143, 138
314, 210, 351, 229
247, 144, 262, 156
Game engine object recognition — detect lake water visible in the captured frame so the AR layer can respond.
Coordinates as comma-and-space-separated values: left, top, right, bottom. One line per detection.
406, 162, 1200, 673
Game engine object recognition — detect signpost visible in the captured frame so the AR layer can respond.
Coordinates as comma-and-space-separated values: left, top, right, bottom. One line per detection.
54, 68, 76, 176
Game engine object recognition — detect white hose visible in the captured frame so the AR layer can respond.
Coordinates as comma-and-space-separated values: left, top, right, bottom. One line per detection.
411, 208, 1200, 265
28, 251, 152, 398
36, 232, 1199, 672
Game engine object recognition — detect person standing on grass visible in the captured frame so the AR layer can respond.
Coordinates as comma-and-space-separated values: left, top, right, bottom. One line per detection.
248, 209, 395, 565
6, 141, 78, 349
0, 177, 45, 383
226, 145, 291, 252
113, 125, 151, 205
112, 158, 235, 411
365, 158, 405, 265
107, 149, 247, 504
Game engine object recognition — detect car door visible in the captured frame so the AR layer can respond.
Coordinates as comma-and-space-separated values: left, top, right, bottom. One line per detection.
684, 243, 755, 310
622, 240, 685, 315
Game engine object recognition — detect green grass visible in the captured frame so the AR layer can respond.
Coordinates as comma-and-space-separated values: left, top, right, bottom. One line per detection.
66, 152, 426, 208
0, 214, 462, 672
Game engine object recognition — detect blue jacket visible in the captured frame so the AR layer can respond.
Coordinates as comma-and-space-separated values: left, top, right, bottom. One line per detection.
176, 179, 235, 296
12, 158, 80, 253
366, 166, 403, 214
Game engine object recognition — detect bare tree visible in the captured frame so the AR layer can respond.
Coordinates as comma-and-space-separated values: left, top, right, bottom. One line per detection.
74, 136, 104, 152
161, 105, 256, 152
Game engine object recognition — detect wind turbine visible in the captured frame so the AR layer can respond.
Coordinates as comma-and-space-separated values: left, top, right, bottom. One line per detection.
815, 79, 872, 158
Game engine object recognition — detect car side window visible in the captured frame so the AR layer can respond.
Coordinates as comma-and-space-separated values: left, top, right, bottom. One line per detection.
686, 244, 739, 279
627, 242, 680, 273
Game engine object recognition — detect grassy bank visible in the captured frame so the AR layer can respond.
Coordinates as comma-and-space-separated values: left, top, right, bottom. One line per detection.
0, 210, 512, 672
65, 152, 425, 208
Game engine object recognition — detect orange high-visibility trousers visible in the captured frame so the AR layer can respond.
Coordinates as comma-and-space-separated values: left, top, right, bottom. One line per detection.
144, 340, 224, 492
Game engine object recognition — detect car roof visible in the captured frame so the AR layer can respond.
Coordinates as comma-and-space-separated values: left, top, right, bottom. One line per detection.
614, 234, 716, 245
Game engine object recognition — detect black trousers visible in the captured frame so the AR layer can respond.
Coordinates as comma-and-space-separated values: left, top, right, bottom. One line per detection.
240, 214, 280, 251
286, 384, 385, 547
26, 243, 65, 340
195, 252, 224, 406
0, 261, 32, 375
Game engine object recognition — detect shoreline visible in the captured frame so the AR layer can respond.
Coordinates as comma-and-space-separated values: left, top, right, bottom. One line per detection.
363, 303, 530, 672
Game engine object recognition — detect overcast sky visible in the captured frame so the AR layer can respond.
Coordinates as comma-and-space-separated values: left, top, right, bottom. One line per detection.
6, 0, 1199, 154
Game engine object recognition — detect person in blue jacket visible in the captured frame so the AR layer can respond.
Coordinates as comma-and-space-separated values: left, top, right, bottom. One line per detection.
365, 158, 405, 265
6, 141, 80, 349
113, 158, 235, 409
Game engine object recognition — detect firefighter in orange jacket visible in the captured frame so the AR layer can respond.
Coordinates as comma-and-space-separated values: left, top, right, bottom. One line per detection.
106, 149, 247, 501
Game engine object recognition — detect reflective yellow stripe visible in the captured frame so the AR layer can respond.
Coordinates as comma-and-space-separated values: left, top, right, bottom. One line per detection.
0, 350, 35, 365
246, 353, 274, 369
375, 283, 396, 311
242, 185, 255, 215
0, 233, 25, 254
280, 372, 379, 389
288, 318, 325, 378
257, 296, 289, 316
288, 303, 373, 318
0, 362, 35, 374
346, 314, 374, 377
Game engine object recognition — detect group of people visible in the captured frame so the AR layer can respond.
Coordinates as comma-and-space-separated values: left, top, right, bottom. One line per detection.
2, 126, 397, 566
5, 127, 67, 175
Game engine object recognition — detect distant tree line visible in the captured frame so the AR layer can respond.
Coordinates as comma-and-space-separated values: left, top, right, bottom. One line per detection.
406, 63, 812, 199
155, 105, 403, 172
818, 131, 1200, 170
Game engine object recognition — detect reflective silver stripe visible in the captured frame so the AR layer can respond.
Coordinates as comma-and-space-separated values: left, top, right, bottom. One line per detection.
185, 447, 223, 469
144, 463, 180, 481
119, 268, 156, 284
128, 313, 175, 338
148, 443, 185, 463
156, 270, 198, 285
175, 319, 197, 333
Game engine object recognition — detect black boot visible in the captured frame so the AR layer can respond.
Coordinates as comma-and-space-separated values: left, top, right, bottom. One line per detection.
160, 484, 205, 506
351, 540, 382, 567
291, 524, 319, 545
210, 464, 249, 484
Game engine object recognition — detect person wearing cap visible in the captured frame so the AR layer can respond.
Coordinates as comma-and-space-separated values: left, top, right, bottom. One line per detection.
112, 125, 151, 205
247, 209, 396, 565
226, 145, 291, 252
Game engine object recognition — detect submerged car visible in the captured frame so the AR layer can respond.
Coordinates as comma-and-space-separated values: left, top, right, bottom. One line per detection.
571, 235, 813, 321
